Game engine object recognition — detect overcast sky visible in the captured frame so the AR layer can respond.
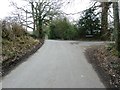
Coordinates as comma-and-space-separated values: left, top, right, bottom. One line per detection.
0, 0, 93, 21
0, 0, 119, 20
61, 0, 92, 21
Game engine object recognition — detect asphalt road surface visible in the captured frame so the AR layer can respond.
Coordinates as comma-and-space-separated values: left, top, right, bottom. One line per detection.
2, 40, 107, 88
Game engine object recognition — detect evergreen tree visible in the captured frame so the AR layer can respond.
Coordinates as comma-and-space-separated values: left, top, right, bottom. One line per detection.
77, 7, 101, 38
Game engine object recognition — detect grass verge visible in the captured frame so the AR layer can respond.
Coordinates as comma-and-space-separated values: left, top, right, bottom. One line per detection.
86, 45, 120, 89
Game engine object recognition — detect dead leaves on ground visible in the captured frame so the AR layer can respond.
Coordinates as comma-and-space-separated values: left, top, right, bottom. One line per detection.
86, 46, 120, 88
2, 35, 39, 62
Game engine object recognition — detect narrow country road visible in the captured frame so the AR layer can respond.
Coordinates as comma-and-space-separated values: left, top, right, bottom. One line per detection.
2, 40, 107, 88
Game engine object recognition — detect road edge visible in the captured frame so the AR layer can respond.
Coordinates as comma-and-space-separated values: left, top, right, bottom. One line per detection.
2, 39, 45, 77
85, 46, 115, 89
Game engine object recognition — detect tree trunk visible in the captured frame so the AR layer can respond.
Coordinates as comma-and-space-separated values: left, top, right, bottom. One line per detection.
113, 2, 120, 56
101, 2, 109, 40
38, 19, 43, 38
31, 2, 36, 35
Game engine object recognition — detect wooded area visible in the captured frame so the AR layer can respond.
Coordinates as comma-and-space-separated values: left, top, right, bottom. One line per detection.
1, 0, 120, 88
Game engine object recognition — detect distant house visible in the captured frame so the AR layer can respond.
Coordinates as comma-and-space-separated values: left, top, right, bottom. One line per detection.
85, 29, 101, 38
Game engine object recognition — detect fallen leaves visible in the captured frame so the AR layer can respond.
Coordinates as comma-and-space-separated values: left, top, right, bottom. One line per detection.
86, 45, 120, 88
2, 35, 40, 62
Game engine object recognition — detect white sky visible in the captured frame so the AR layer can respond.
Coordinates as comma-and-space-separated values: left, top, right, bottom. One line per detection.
61, 0, 92, 21
0, 0, 12, 19
0, 0, 92, 21
0, 0, 119, 20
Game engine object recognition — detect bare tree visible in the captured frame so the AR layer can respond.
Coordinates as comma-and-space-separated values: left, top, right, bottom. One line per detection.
11, 0, 63, 38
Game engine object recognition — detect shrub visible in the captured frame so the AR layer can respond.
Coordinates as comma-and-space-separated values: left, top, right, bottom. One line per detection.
1, 20, 28, 40
48, 18, 79, 40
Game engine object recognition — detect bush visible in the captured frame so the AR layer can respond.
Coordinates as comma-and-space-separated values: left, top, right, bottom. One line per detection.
1, 19, 40, 62
1, 20, 28, 40
107, 43, 120, 57
12, 23, 27, 37
48, 18, 79, 40
2, 35, 39, 61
